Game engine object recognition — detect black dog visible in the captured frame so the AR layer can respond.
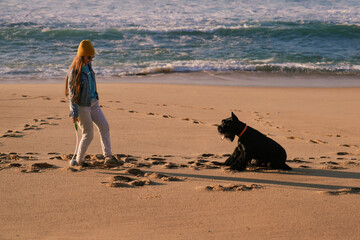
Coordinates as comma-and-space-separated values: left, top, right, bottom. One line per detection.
218, 112, 291, 171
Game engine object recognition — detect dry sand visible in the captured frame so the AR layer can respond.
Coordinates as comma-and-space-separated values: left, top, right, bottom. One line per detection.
0, 76, 359, 239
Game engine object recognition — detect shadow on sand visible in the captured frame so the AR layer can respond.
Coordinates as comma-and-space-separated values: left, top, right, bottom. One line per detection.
97, 167, 360, 191
148, 168, 360, 191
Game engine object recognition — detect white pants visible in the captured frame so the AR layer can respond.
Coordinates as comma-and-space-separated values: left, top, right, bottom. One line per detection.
76, 99, 112, 162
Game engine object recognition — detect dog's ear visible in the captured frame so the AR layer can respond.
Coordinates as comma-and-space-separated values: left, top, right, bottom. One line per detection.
231, 112, 239, 121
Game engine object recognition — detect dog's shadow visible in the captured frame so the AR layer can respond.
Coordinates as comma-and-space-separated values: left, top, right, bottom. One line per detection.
287, 168, 360, 180
145, 168, 360, 191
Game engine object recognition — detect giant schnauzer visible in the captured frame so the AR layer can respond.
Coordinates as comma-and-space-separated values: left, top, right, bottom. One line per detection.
218, 112, 291, 171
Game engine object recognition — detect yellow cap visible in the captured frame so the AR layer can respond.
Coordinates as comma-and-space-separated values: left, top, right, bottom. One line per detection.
77, 40, 95, 56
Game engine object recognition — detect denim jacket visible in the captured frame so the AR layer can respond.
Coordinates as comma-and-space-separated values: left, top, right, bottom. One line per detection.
68, 63, 99, 118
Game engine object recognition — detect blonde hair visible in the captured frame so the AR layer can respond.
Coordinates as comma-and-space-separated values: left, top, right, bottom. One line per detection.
65, 55, 85, 103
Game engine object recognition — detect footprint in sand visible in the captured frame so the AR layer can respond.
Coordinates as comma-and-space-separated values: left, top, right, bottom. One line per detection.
104, 182, 133, 188
250, 111, 280, 128
326, 134, 342, 138
37, 96, 51, 100
189, 154, 225, 168
48, 152, 60, 155
47, 117, 62, 120
231, 109, 242, 113
179, 105, 192, 109
199, 153, 215, 158
17, 155, 38, 160
126, 168, 145, 177
322, 165, 346, 170
37, 120, 48, 125
287, 136, 304, 140
182, 118, 204, 124
144, 113, 175, 119
110, 106, 206, 125
339, 144, 358, 148
337, 152, 349, 156
155, 114, 206, 125
110, 175, 134, 182
318, 188, 360, 195
0, 153, 18, 161
321, 161, 339, 165
64, 167, 82, 172
144, 157, 167, 165
344, 161, 360, 167
25, 152, 39, 155
7, 163, 22, 168
197, 184, 263, 192
299, 165, 311, 168
145, 173, 183, 182
31, 162, 56, 169
49, 155, 65, 160
1, 131, 24, 138
22, 117, 61, 131
287, 158, 311, 164
54, 153, 146, 168
103, 174, 152, 188
310, 139, 328, 144
187, 160, 221, 170
21, 162, 57, 173
162, 162, 180, 169
23, 124, 41, 131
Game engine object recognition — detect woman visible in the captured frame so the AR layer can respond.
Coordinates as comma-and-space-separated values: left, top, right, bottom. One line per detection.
65, 40, 117, 166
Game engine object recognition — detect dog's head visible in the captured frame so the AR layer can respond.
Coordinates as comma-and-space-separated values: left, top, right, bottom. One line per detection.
217, 112, 242, 142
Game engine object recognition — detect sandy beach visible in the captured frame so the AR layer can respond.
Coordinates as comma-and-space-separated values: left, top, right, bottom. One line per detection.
0, 74, 359, 239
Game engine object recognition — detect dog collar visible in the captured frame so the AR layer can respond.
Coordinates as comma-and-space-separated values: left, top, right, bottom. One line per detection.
238, 125, 247, 138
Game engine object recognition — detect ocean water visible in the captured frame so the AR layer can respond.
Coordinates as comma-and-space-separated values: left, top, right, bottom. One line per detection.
0, 0, 359, 82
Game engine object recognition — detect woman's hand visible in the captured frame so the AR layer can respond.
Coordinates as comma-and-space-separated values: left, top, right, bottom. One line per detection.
72, 117, 79, 123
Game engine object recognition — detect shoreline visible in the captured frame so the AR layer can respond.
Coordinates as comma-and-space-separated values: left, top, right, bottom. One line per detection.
1, 71, 360, 88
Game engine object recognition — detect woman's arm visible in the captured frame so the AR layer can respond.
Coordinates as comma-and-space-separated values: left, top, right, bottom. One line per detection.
68, 68, 79, 119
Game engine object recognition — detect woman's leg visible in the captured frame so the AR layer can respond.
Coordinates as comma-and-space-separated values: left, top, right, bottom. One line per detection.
76, 106, 94, 162
91, 100, 112, 158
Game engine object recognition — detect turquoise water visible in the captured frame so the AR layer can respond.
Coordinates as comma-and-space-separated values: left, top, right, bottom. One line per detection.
0, 0, 359, 81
